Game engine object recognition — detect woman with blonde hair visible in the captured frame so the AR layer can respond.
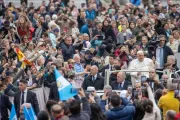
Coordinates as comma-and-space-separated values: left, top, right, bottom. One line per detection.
16, 14, 34, 40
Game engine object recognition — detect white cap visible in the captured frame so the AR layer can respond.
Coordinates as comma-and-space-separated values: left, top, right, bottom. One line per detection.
52, 14, 57, 20
87, 86, 95, 91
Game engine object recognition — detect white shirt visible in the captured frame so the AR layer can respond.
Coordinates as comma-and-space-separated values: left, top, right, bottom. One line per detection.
156, 46, 164, 68
128, 58, 154, 79
20, 89, 27, 105
119, 80, 125, 88
109, 65, 114, 70
92, 74, 97, 81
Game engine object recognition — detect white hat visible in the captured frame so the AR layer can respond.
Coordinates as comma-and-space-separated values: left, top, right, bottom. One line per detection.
120, 90, 127, 98
52, 14, 57, 20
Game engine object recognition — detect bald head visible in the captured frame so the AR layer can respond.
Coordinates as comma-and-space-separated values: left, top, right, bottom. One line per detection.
117, 72, 126, 83
90, 65, 98, 76
137, 51, 144, 62
166, 110, 176, 120
51, 104, 63, 118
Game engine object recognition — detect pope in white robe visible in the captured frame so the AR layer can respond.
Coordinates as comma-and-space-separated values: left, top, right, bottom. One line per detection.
128, 51, 155, 87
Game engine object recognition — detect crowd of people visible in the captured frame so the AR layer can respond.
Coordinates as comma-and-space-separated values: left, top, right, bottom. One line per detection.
0, 0, 180, 120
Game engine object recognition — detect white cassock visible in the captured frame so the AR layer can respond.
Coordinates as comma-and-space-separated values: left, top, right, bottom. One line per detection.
128, 58, 154, 87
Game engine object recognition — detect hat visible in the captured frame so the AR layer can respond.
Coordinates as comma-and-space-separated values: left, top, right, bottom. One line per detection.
85, 50, 91, 54
53, 28, 59, 32
52, 14, 57, 20
4, 20, 10, 25
130, 34, 135, 39
87, 86, 95, 91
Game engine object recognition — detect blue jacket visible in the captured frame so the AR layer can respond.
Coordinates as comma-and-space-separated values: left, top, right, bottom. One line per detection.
85, 10, 96, 20
100, 98, 135, 120
80, 24, 89, 36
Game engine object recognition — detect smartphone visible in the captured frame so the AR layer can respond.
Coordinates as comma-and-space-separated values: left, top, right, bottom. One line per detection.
128, 86, 133, 94
71, 88, 80, 94
141, 76, 147, 82
97, 36, 103, 40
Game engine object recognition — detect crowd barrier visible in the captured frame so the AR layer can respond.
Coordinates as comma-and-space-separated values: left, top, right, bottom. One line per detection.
30, 87, 121, 110
104, 69, 171, 88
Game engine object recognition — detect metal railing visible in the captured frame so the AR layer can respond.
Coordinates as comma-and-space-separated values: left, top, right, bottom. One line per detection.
104, 69, 170, 86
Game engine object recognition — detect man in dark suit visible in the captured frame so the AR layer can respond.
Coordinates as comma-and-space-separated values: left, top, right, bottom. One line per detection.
102, 54, 115, 77
82, 65, 104, 90
49, 82, 59, 102
111, 72, 128, 90
14, 79, 39, 118
154, 35, 173, 69
0, 84, 12, 120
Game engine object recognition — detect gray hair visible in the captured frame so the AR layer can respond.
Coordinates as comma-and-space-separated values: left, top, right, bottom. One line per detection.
166, 110, 176, 120
137, 50, 144, 55
167, 78, 177, 91
45, 15, 51, 20
73, 54, 80, 59
103, 85, 112, 90
167, 55, 176, 62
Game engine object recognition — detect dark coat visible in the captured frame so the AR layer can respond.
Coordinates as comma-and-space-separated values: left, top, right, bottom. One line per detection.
101, 64, 110, 77
77, 16, 86, 30
111, 80, 129, 90
49, 82, 59, 102
69, 97, 91, 120
102, 26, 117, 44
82, 74, 104, 90
44, 72, 56, 88
0, 94, 12, 120
60, 42, 75, 61
153, 45, 174, 66
14, 90, 40, 118
100, 99, 135, 120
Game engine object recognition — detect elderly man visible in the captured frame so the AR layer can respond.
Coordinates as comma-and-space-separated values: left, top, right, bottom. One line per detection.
73, 54, 89, 88
82, 65, 104, 90
111, 72, 128, 90
51, 104, 69, 120
166, 55, 179, 71
128, 50, 154, 87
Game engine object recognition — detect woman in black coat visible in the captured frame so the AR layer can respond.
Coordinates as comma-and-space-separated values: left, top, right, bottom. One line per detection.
102, 20, 117, 44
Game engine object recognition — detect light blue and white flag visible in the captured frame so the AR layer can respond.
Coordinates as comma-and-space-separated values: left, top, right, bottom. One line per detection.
9, 104, 17, 120
28, 105, 36, 120
131, 0, 141, 6
54, 68, 77, 101
23, 106, 31, 120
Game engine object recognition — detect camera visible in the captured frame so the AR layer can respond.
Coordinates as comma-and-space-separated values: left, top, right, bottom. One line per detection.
172, 78, 180, 83
147, 35, 160, 56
